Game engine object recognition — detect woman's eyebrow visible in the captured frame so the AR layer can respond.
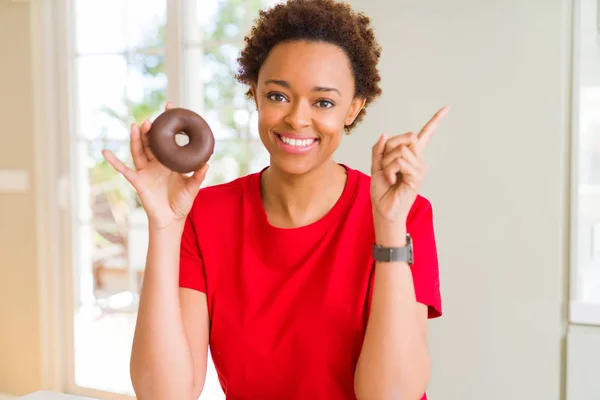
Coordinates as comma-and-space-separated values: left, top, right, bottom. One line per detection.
264, 79, 341, 96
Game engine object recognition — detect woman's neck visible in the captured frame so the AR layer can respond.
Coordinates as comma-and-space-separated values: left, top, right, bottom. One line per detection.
260, 159, 348, 229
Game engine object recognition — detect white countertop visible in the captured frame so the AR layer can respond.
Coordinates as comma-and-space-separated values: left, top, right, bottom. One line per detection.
19, 392, 96, 400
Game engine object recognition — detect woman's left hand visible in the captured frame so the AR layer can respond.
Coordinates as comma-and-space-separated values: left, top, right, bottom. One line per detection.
370, 106, 450, 231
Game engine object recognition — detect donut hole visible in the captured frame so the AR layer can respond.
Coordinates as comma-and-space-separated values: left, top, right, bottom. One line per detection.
174, 132, 190, 147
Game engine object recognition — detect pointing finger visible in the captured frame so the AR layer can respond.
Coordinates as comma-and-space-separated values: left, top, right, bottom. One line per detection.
418, 105, 450, 146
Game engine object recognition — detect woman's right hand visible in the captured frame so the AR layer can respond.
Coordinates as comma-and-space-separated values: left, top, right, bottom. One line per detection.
102, 102, 209, 231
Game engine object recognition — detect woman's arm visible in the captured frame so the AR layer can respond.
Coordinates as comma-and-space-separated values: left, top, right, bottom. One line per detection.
180, 287, 211, 399
358, 107, 448, 399
354, 225, 430, 400
130, 223, 210, 400
102, 103, 212, 400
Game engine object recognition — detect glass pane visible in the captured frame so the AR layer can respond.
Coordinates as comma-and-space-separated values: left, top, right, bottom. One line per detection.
249, 138, 270, 173
73, 137, 144, 395
71, 0, 167, 395
74, 299, 136, 395
183, 42, 262, 140
204, 140, 247, 185
189, 0, 245, 43
71, 0, 275, 397
125, 0, 167, 49
182, 0, 277, 178
75, 55, 129, 140
572, 0, 600, 311
187, 0, 283, 43
126, 50, 168, 122
204, 139, 268, 185
75, 0, 166, 54
74, 0, 127, 54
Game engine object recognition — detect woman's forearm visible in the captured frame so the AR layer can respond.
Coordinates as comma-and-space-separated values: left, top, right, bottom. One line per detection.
355, 226, 430, 400
130, 223, 195, 399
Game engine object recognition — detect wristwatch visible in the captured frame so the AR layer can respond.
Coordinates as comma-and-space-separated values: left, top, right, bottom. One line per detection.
372, 233, 413, 265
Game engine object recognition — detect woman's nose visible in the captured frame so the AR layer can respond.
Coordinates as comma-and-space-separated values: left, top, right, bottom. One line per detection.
284, 100, 311, 130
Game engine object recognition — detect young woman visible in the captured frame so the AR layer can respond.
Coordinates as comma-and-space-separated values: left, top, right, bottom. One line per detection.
103, 0, 448, 399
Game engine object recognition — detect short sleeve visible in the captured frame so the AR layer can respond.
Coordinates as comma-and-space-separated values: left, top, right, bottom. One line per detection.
179, 210, 207, 293
408, 197, 442, 318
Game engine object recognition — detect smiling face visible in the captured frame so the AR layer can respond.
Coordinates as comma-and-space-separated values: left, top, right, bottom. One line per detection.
251, 40, 365, 176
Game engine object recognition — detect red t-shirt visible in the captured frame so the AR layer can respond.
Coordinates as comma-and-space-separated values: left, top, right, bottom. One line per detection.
179, 165, 442, 400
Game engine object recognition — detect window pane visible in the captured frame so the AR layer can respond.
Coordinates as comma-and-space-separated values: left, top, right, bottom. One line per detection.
74, 0, 127, 54
204, 139, 249, 185
203, 139, 268, 186
73, 136, 143, 395
188, 0, 246, 43
575, 87, 600, 305
126, 50, 168, 121
125, 0, 167, 49
70, 0, 277, 397
571, 0, 600, 319
75, 55, 129, 140
249, 138, 270, 173
75, 0, 167, 54
74, 301, 136, 395
182, 0, 273, 181
71, 0, 167, 396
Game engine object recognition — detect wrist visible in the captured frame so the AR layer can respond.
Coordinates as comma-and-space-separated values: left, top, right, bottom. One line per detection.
374, 220, 407, 248
149, 220, 185, 237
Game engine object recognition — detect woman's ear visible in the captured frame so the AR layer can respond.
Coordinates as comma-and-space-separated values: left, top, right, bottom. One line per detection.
345, 97, 366, 126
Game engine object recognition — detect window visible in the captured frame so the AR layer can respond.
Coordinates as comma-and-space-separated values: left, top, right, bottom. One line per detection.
65, 0, 277, 397
570, 0, 600, 325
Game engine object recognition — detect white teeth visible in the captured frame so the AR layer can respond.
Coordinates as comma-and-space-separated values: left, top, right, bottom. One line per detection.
280, 136, 315, 147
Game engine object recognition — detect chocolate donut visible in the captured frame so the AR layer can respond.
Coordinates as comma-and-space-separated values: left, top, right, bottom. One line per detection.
147, 108, 215, 174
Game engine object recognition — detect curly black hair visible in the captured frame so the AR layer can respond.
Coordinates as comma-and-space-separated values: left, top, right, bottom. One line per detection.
236, 0, 382, 132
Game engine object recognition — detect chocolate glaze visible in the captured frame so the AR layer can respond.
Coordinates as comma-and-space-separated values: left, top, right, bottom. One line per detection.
147, 108, 215, 174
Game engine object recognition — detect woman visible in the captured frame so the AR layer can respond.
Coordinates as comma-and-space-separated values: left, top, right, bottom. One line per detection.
103, 0, 447, 399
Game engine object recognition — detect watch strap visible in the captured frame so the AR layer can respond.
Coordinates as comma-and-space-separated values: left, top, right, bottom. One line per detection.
372, 234, 413, 265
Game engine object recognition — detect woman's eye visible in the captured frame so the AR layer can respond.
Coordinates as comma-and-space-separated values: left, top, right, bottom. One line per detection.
267, 93, 286, 102
316, 100, 334, 108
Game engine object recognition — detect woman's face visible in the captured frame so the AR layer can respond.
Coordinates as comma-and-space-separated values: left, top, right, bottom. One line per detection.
252, 40, 365, 176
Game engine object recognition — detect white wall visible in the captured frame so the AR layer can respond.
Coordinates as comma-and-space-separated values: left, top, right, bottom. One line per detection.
580, 0, 600, 87
340, 1, 572, 399
567, 325, 600, 400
